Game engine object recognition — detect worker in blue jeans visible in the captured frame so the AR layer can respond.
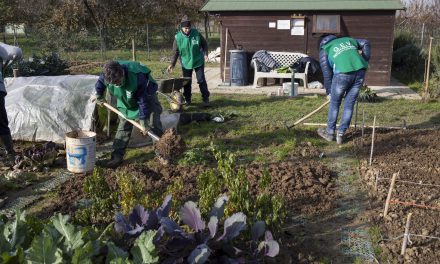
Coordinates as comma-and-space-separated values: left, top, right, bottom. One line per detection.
317, 34, 370, 144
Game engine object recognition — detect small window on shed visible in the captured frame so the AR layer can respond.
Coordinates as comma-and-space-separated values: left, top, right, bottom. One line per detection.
313, 15, 340, 34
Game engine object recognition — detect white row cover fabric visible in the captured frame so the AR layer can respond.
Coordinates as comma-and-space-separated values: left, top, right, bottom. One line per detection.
4, 75, 98, 143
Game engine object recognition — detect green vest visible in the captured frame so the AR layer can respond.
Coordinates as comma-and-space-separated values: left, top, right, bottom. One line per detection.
175, 29, 204, 69
323, 37, 368, 73
106, 60, 154, 120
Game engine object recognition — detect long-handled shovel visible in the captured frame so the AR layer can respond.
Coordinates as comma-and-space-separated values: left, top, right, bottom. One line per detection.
102, 102, 160, 142
284, 99, 330, 130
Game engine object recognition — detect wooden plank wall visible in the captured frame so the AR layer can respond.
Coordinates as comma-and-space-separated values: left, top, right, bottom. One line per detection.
217, 11, 396, 86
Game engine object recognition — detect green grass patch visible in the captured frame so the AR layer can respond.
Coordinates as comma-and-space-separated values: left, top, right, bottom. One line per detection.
368, 226, 384, 260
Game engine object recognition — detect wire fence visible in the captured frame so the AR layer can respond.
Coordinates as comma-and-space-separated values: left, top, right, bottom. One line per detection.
1, 22, 221, 55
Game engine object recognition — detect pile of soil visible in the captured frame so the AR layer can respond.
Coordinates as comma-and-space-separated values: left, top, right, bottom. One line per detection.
354, 129, 440, 262
154, 128, 186, 161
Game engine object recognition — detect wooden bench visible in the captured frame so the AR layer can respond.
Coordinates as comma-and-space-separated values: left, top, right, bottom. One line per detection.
252, 51, 310, 89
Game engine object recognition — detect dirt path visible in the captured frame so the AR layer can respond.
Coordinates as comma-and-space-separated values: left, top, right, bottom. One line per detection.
286, 145, 376, 263
0, 171, 72, 216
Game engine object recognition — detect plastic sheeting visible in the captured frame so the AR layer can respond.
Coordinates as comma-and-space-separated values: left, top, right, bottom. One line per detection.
4, 75, 98, 143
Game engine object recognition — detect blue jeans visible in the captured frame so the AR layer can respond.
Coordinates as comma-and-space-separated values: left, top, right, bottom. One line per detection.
182, 64, 210, 103
326, 69, 365, 135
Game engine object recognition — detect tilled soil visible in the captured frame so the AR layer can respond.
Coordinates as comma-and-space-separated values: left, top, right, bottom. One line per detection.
41, 142, 336, 223
353, 128, 440, 263
33, 142, 337, 263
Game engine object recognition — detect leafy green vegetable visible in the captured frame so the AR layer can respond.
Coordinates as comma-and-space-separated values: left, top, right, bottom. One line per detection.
52, 214, 84, 255
27, 231, 63, 264
131, 231, 159, 264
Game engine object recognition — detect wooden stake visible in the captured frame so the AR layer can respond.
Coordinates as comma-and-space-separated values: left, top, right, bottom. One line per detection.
13, 69, 19, 77
362, 110, 365, 137
423, 37, 433, 102
132, 38, 136, 61
384, 172, 399, 217
354, 100, 359, 129
369, 115, 376, 166
401, 213, 413, 255
223, 27, 229, 83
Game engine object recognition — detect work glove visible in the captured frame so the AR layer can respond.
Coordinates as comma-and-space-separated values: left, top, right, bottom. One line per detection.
166, 64, 174, 73
139, 119, 150, 136
91, 94, 106, 106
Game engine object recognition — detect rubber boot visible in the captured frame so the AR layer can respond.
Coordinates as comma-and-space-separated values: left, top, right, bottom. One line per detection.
105, 152, 123, 168
1, 134, 15, 155
0, 134, 15, 167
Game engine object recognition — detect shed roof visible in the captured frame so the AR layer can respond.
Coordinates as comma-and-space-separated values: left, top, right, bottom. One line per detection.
201, 0, 404, 12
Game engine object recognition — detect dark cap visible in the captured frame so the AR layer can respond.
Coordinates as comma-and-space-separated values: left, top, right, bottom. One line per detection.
180, 15, 191, 28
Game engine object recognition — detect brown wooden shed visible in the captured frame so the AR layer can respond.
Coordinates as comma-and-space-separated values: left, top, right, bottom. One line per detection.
201, 0, 404, 86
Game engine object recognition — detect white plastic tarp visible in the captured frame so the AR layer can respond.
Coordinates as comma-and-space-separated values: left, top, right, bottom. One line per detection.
4, 75, 98, 143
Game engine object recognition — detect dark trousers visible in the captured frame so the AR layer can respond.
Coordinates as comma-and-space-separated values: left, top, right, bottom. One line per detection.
182, 65, 210, 103
0, 93, 11, 136
113, 93, 163, 157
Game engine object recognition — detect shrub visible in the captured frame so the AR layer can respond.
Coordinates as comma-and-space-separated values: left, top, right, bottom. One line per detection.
75, 168, 118, 225
5, 52, 69, 77
392, 30, 425, 82
393, 29, 416, 51
358, 85, 378, 103
197, 144, 286, 231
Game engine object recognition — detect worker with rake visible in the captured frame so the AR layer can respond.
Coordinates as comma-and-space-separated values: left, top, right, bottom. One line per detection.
317, 34, 370, 144
92, 60, 163, 168
0, 42, 22, 166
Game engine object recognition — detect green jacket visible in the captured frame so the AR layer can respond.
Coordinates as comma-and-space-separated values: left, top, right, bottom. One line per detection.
323, 37, 368, 73
175, 29, 205, 69
105, 60, 153, 120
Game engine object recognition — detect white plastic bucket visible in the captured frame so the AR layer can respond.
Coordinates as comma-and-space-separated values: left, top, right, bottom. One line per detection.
282, 82, 299, 97
65, 130, 96, 173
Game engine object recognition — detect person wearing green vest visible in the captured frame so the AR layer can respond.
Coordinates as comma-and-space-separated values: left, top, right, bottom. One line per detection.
317, 34, 370, 144
167, 15, 210, 107
93, 60, 163, 168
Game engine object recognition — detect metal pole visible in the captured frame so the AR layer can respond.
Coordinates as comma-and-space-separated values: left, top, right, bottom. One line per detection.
420, 23, 425, 47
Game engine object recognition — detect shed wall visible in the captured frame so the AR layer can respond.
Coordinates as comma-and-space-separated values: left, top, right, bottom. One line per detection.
216, 11, 396, 86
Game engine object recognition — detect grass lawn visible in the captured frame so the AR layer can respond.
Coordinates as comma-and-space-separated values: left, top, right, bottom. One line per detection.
127, 94, 440, 165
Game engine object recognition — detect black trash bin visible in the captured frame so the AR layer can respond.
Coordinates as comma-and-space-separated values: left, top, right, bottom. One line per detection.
229, 50, 248, 86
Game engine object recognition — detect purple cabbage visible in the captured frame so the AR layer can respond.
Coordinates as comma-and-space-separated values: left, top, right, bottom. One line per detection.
180, 201, 206, 232
114, 194, 172, 237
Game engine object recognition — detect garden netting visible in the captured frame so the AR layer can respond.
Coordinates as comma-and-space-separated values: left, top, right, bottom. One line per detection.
4, 75, 97, 144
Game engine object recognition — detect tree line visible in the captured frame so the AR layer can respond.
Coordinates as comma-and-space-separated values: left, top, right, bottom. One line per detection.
0, 0, 207, 52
